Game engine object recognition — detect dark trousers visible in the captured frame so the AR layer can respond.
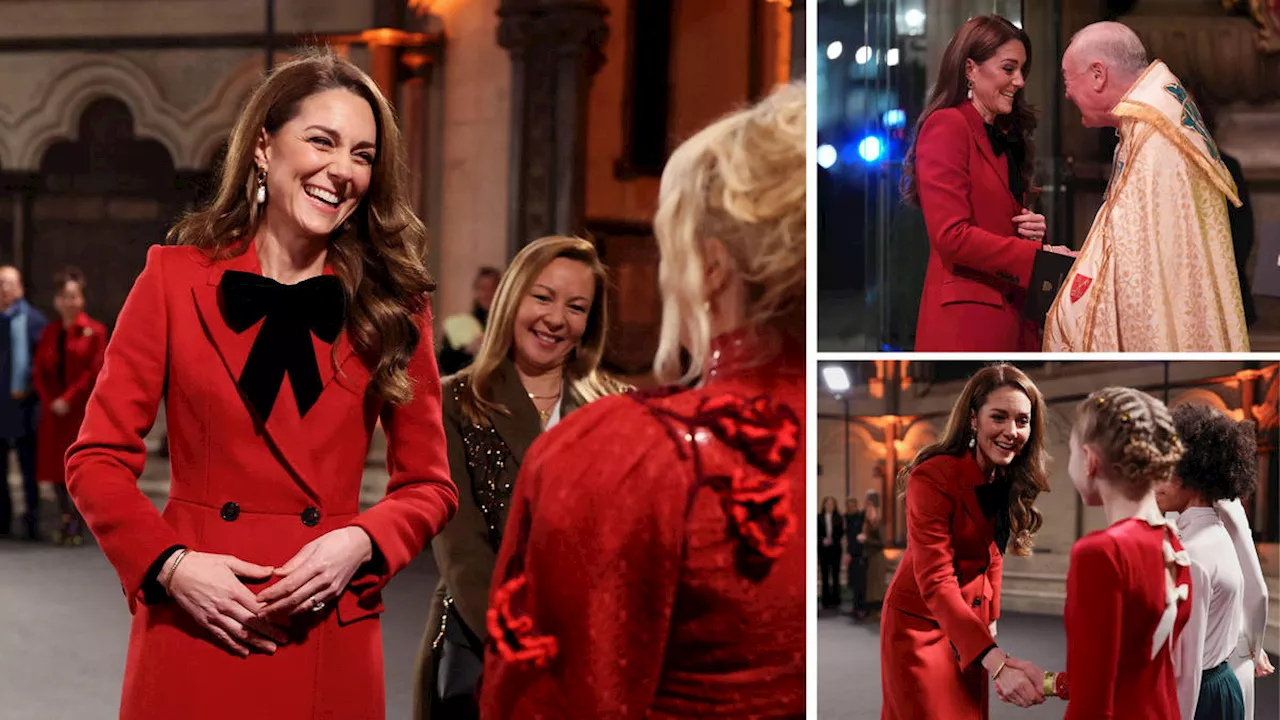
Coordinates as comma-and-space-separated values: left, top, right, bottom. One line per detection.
848, 554, 868, 612
819, 545, 842, 607
0, 433, 38, 535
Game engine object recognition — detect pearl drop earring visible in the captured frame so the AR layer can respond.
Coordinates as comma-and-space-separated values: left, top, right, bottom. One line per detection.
255, 169, 267, 207
967, 80, 974, 101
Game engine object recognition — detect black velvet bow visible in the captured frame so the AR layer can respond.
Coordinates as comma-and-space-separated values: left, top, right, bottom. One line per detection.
973, 479, 1011, 556
985, 124, 1010, 157
219, 270, 346, 422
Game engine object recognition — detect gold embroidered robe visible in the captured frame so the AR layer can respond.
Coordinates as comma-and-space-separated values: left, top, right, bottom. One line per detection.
1043, 61, 1250, 352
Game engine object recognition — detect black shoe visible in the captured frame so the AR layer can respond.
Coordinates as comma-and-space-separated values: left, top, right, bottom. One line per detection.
21, 514, 39, 542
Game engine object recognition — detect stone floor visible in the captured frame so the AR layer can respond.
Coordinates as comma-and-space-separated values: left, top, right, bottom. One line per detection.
817, 604, 1280, 719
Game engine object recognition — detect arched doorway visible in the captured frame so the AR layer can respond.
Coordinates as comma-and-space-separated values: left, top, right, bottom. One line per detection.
30, 97, 184, 326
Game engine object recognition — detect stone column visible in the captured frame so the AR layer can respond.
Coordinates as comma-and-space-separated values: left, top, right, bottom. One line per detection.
497, 0, 609, 253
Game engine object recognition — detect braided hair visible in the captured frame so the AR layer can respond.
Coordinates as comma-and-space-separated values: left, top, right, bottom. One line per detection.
1073, 387, 1184, 493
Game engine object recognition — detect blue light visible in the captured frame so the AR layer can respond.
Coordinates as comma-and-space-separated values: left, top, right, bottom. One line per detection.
882, 109, 906, 128
858, 136, 884, 162
817, 144, 838, 169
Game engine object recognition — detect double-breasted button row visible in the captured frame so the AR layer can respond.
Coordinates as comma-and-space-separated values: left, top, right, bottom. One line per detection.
218, 502, 321, 527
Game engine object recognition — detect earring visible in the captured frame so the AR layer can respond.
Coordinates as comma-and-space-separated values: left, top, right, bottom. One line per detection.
967, 80, 974, 101
968, 431, 976, 449
255, 169, 267, 207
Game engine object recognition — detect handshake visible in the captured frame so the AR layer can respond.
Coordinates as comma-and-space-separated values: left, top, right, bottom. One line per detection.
981, 649, 1061, 708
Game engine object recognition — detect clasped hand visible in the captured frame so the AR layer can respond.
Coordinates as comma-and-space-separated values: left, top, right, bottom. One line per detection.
1011, 209, 1046, 242
167, 527, 374, 657
986, 651, 1046, 708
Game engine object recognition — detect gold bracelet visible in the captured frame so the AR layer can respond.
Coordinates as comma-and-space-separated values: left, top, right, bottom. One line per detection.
991, 659, 1008, 681
1043, 671, 1056, 697
161, 549, 189, 593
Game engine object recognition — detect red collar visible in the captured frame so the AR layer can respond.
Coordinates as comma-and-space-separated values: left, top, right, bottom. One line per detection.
705, 326, 802, 385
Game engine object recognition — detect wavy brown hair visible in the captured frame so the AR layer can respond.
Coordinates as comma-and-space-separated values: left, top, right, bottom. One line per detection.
1074, 388, 1183, 496
167, 49, 433, 404
456, 236, 625, 426
898, 364, 1050, 556
902, 14, 1038, 206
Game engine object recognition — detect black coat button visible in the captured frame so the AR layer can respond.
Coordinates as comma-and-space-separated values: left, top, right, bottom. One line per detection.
972, 597, 982, 607
220, 502, 240, 522
301, 507, 321, 527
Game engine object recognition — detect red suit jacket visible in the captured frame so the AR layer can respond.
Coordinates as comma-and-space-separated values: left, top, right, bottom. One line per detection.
32, 312, 107, 485
66, 244, 457, 720
914, 101, 1041, 351
1064, 517, 1191, 719
881, 453, 1003, 719
481, 331, 805, 718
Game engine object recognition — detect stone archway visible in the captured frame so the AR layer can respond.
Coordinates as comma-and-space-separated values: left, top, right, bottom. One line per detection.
29, 98, 181, 326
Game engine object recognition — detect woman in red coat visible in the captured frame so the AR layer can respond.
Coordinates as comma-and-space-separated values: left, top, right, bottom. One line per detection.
33, 266, 106, 545
1043, 387, 1191, 718
65, 51, 457, 720
901, 15, 1074, 351
481, 83, 806, 718
881, 364, 1051, 718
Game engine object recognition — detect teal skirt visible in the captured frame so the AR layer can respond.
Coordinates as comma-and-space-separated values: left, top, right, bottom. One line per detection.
1195, 661, 1244, 720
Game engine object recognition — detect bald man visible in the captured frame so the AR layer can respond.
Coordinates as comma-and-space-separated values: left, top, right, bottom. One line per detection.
0, 266, 47, 540
1043, 22, 1249, 351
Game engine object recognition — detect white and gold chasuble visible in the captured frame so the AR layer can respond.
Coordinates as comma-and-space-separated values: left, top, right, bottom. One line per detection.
1043, 61, 1249, 352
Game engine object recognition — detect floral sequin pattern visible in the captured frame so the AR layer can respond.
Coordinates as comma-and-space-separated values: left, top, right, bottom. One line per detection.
454, 380, 515, 551
641, 389, 801, 563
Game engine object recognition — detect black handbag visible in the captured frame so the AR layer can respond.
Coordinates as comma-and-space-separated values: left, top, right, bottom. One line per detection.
435, 596, 485, 701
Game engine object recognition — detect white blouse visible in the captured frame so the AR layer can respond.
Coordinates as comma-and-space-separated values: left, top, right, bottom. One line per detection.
1217, 498, 1269, 662
1173, 506, 1246, 720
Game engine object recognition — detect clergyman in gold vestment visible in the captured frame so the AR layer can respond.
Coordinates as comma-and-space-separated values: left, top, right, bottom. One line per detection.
1044, 22, 1249, 352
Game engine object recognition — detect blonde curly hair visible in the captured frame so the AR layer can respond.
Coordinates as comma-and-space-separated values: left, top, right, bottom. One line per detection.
652, 82, 806, 384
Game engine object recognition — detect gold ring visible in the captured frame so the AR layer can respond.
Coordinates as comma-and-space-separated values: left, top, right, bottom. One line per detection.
310, 596, 325, 612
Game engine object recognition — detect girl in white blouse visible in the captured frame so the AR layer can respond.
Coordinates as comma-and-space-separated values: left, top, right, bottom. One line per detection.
1156, 403, 1259, 720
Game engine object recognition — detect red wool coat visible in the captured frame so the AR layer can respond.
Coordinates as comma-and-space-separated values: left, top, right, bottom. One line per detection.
880, 453, 1004, 720
914, 101, 1042, 351
66, 243, 457, 720
32, 312, 107, 485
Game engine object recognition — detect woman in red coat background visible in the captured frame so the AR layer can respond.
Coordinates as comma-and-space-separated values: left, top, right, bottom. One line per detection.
1043, 387, 1191, 718
32, 266, 106, 545
881, 364, 1051, 718
65, 51, 457, 720
481, 83, 806, 718
901, 15, 1075, 351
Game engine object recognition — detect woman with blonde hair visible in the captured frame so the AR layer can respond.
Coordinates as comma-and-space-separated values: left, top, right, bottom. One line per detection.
482, 83, 806, 718
413, 235, 627, 720
65, 50, 457, 719
881, 363, 1051, 717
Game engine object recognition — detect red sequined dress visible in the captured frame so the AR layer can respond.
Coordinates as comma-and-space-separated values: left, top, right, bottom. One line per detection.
480, 329, 806, 719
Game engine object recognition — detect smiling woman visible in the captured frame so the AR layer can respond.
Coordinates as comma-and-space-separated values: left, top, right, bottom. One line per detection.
880, 363, 1052, 719
414, 235, 629, 720
65, 50, 458, 720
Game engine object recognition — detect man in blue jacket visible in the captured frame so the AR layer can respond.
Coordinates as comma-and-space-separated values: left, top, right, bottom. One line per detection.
0, 266, 46, 540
